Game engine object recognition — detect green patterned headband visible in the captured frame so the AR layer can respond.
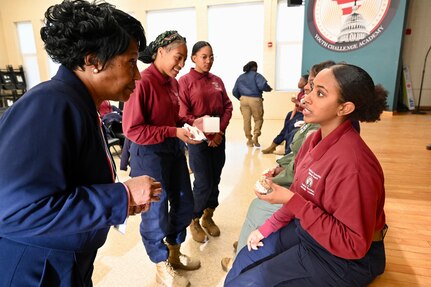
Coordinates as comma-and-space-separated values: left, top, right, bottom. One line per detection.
153, 30, 186, 49
139, 30, 186, 63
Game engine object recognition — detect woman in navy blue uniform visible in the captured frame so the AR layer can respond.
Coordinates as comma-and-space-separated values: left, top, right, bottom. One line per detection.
0, 1, 161, 286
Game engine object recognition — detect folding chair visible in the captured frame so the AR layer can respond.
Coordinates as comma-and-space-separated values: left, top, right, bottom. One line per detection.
101, 119, 122, 158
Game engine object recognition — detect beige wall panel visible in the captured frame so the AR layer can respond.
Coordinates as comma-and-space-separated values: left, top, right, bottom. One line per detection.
0, 11, 8, 67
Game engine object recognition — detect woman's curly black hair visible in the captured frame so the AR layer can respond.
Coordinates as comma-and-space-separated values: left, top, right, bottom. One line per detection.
40, 0, 146, 71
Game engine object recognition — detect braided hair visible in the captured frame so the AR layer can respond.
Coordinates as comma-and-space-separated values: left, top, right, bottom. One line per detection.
139, 30, 186, 63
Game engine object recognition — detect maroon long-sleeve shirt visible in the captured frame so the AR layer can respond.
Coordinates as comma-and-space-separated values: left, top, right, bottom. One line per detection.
178, 68, 233, 140
123, 64, 185, 145
259, 120, 386, 259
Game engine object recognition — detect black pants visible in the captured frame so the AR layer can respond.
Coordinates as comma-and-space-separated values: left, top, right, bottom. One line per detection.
188, 138, 226, 217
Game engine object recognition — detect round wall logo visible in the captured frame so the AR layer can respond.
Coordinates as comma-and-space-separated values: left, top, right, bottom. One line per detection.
308, 0, 399, 52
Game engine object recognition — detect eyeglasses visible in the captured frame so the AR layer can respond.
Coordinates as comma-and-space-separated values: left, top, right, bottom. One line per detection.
197, 55, 215, 62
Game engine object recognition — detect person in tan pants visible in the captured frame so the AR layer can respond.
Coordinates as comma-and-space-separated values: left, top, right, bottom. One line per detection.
233, 61, 272, 147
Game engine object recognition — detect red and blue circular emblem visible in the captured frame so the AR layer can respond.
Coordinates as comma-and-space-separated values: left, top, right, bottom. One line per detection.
308, 0, 398, 52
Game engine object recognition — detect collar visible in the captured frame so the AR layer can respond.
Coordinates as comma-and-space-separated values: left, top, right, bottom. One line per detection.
299, 123, 319, 134
188, 68, 210, 80
53, 65, 96, 113
308, 120, 354, 161
147, 63, 171, 85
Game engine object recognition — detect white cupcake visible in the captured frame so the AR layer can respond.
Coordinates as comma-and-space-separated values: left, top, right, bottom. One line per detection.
255, 177, 273, 194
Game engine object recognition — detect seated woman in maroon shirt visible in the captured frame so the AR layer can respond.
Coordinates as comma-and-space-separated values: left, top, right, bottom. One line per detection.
225, 64, 388, 287
178, 41, 233, 243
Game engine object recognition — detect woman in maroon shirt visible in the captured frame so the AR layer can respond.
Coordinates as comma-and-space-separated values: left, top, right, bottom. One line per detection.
178, 41, 233, 243
225, 64, 388, 287
122, 31, 202, 287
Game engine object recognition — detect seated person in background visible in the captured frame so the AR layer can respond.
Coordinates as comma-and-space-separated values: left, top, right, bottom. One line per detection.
99, 100, 122, 121
224, 63, 388, 287
99, 99, 123, 116
221, 61, 335, 272
262, 74, 308, 155
99, 100, 124, 146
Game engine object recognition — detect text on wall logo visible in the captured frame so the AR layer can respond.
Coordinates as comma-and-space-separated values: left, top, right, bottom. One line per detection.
308, 0, 398, 52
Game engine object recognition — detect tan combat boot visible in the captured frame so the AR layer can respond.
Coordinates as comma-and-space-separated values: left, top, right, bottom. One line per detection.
253, 136, 260, 147
261, 142, 278, 154
156, 260, 190, 287
221, 257, 233, 272
233, 241, 238, 253
167, 243, 201, 271
189, 218, 208, 243
246, 136, 254, 147
201, 208, 220, 237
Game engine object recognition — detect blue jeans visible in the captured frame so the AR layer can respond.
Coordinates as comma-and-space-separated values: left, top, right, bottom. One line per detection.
188, 138, 226, 217
225, 220, 385, 287
129, 138, 194, 263
273, 111, 304, 154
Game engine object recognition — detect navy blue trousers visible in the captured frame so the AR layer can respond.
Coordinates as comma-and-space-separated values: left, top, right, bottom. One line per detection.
273, 111, 304, 154
188, 138, 226, 218
225, 220, 385, 287
0, 237, 96, 287
129, 138, 194, 263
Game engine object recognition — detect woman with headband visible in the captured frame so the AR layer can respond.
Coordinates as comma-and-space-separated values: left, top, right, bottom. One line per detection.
123, 30, 202, 287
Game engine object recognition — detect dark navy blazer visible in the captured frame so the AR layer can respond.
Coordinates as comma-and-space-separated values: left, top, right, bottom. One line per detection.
0, 65, 128, 251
